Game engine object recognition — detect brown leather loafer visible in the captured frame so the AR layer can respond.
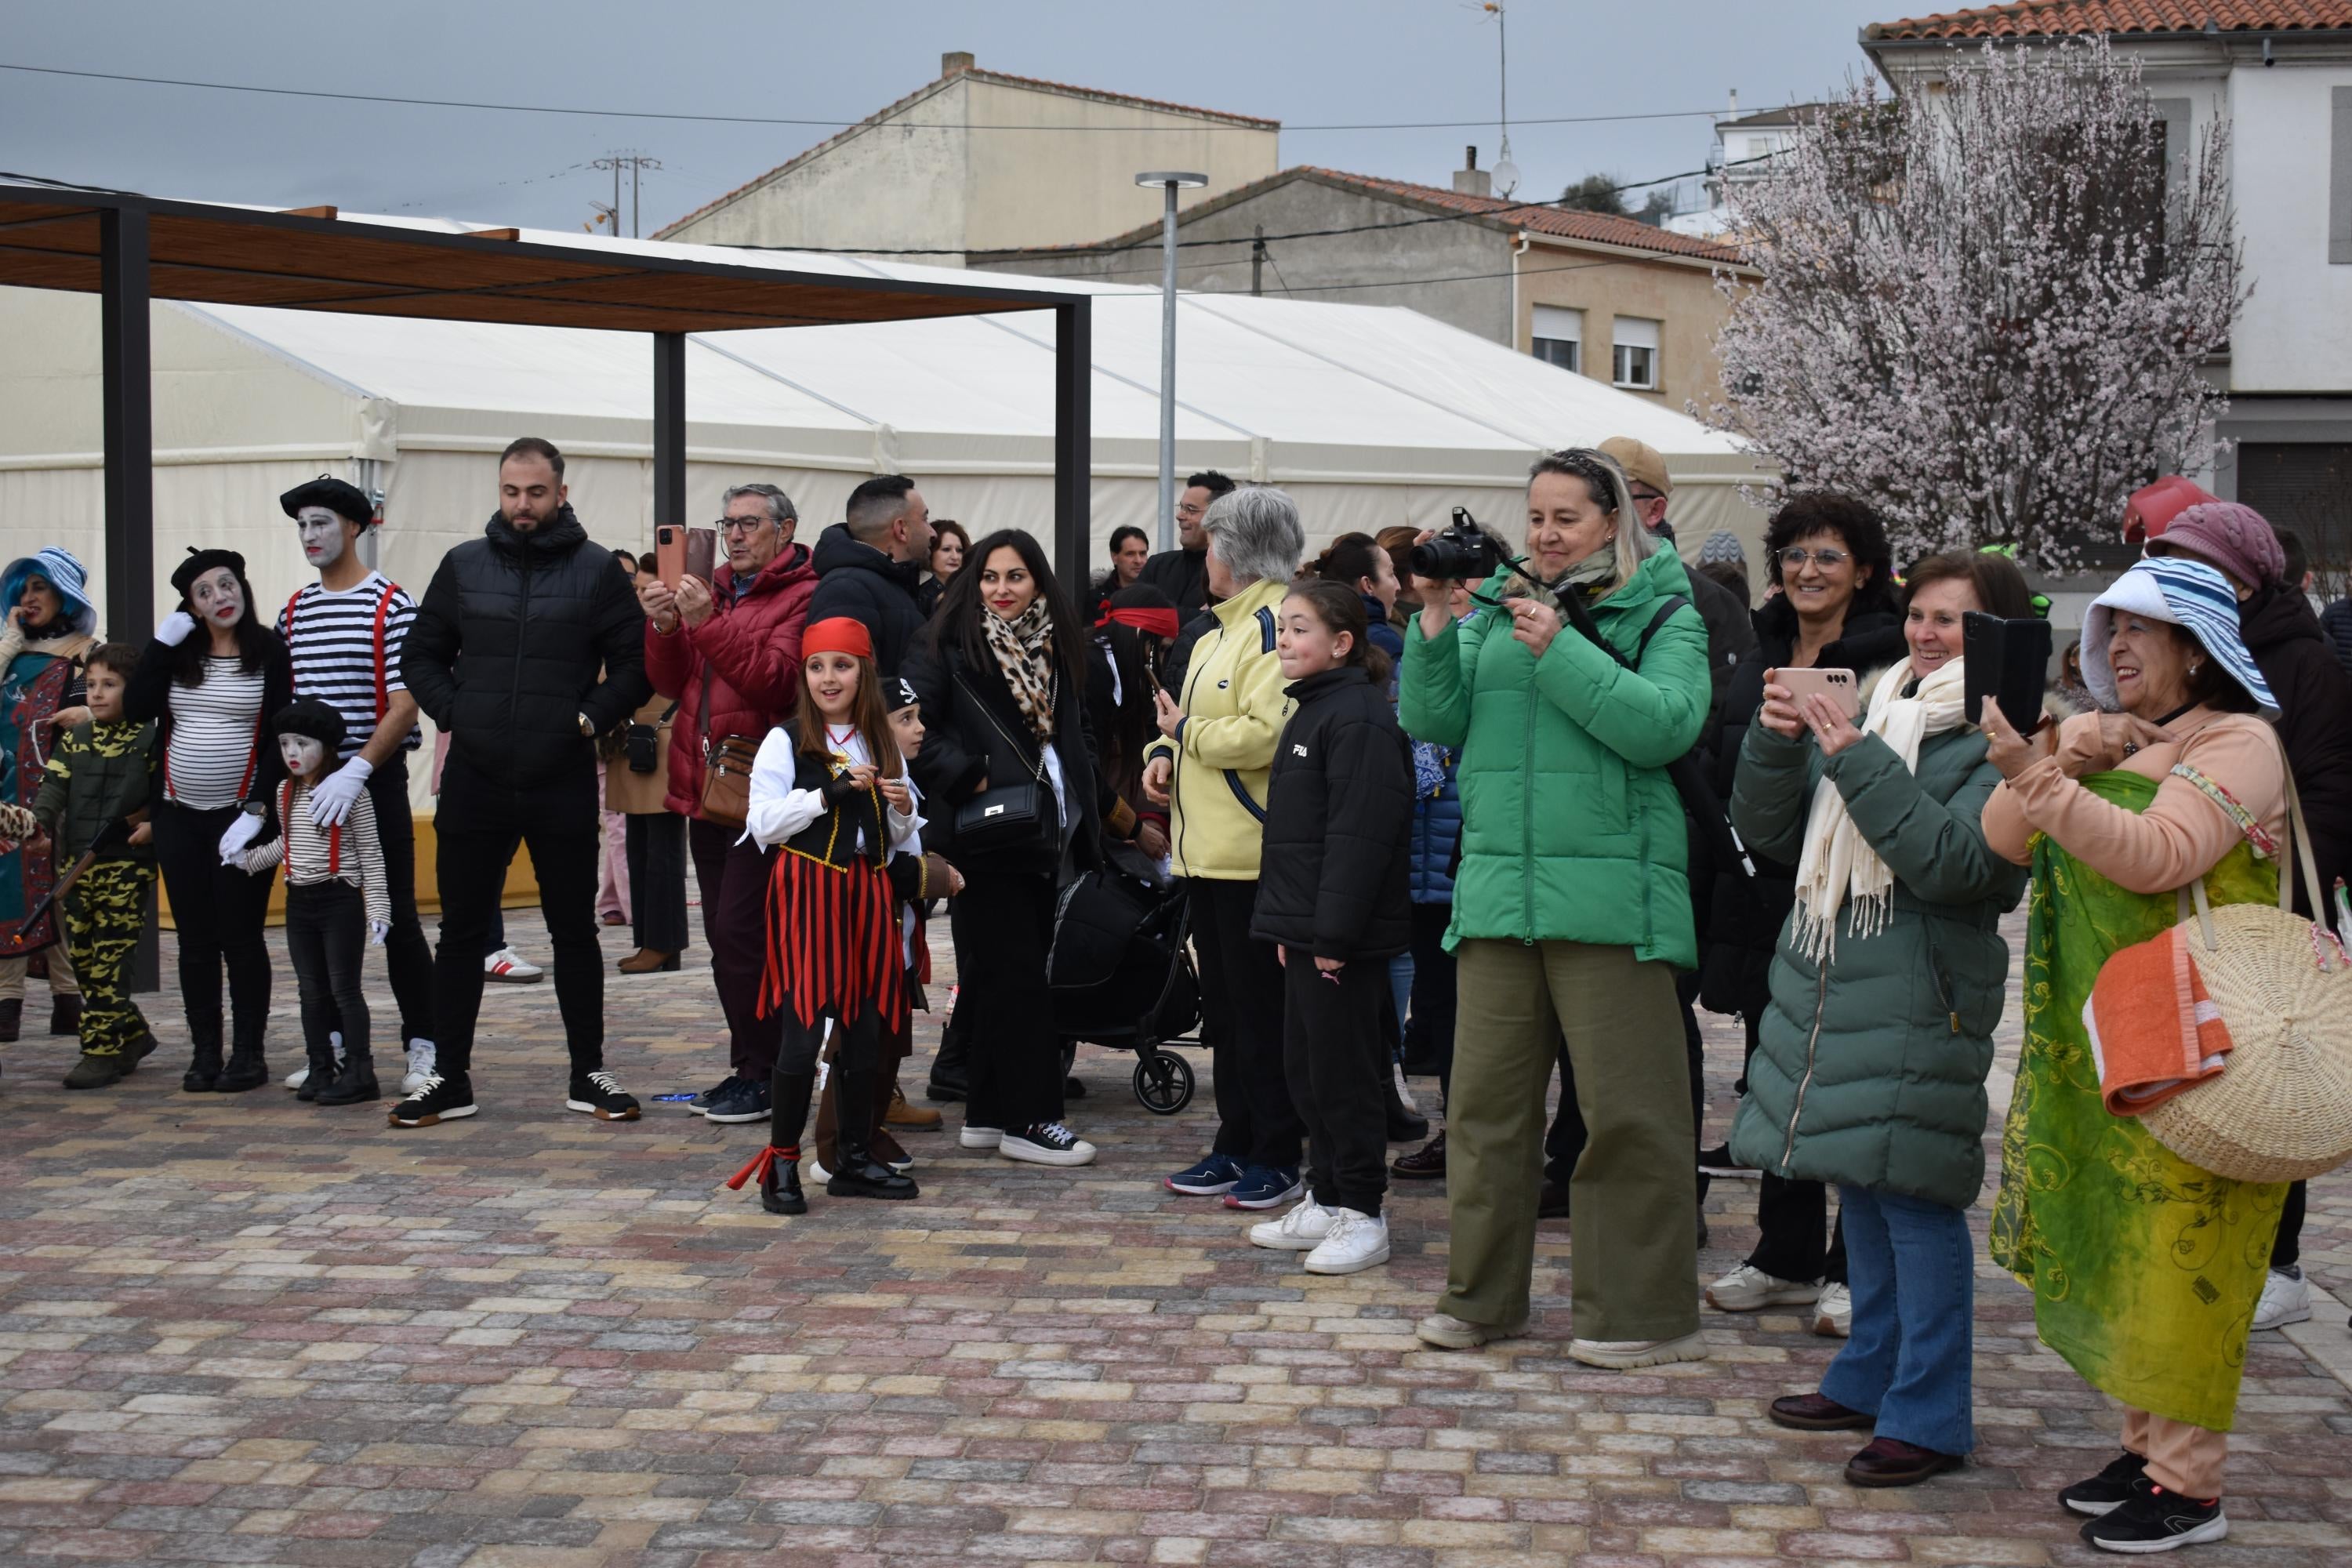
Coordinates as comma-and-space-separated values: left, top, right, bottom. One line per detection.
1769, 1392, 1875, 1432
1390, 1131, 1446, 1179
1843, 1436, 1963, 1488
884, 1080, 942, 1130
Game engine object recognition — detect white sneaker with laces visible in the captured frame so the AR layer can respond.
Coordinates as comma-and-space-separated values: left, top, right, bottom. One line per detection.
960, 1124, 1004, 1150
1304, 1209, 1390, 1275
1704, 1263, 1823, 1313
1248, 1196, 1334, 1250
484, 946, 543, 983
1812, 1282, 1853, 1338
400, 1040, 437, 1098
2253, 1265, 2312, 1331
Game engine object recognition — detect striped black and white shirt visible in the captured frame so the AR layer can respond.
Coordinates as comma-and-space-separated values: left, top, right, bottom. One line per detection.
164, 659, 267, 808
278, 573, 420, 760
239, 779, 390, 927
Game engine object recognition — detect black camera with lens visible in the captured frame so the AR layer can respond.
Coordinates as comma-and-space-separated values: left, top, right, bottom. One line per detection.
1407, 506, 1508, 583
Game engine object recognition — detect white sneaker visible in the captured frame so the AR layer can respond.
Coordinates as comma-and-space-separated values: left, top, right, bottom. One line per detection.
1304, 1210, 1390, 1276
283, 1064, 309, 1090
1705, 1263, 1824, 1313
283, 1029, 346, 1089
806, 1153, 831, 1185
484, 946, 543, 983
2253, 1266, 2312, 1331
400, 1040, 437, 1098
999, 1122, 1096, 1167
1248, 1196, 1335, 1251
1414, 1312, 1527, 1350
960, 1124, 1004, 1150
1569, 1332, 1708, 1370
1812, 1282, 1853, 1338
1392, 1064, 1422, 1116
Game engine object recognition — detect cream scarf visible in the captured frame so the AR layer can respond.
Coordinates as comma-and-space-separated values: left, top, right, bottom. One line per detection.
1790, 656, 1968, 962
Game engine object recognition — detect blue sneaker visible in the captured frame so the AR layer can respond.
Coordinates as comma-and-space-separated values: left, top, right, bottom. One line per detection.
1166, 1152, 1244, 1196
1224, 1165, 1305, 1210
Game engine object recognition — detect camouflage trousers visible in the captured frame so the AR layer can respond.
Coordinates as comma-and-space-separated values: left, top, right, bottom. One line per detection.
67, 859, 153, 1057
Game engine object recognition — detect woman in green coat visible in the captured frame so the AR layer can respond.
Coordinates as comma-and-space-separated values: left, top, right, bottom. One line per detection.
1399, 448, 1712, 1368
1726, 551, 2032, 1489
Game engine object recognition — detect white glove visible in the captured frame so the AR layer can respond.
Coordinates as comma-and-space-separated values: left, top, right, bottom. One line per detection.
368, 920, 390, 947
154, 609, 198, 647
217, 810, 263, 866
309, 756, 372, 827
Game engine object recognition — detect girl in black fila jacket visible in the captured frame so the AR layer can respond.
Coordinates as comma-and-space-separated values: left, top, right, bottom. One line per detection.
1247, 579, 1414, 1276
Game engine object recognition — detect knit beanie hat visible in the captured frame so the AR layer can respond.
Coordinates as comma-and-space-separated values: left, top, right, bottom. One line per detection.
1698, 529, 1746, 567
269, 697, 347, 760
2157, 501, 2285, 591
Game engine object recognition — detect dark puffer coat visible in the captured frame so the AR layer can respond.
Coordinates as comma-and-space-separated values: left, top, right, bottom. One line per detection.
643, 544, 818, 820
1250, 666, 1414, 960
804, 524, 927, 680
1697, 601, 1904, 1016
2241, 584, 2352, 914
402, 507, 649, 788
1724, 714, 2026, 1208
903, 630, 1102, 880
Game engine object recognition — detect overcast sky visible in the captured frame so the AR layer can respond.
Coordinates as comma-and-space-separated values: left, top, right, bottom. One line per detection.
5, 1, 1903, 240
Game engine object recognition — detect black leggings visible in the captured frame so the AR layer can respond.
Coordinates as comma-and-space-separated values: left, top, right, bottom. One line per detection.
151, 800, 274, 1046
286, 880, 368, 1065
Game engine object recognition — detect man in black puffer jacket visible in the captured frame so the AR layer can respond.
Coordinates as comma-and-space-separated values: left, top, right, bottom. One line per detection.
395, 436, 651, 1129
805, 475, 931, 679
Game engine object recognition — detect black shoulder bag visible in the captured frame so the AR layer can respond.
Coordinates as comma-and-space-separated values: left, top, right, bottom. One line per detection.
1556, 590, 1751, 877
950, 671, 1062, 856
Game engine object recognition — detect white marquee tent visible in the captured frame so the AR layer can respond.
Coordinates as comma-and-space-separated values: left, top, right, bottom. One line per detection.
0, 216, 1773, 808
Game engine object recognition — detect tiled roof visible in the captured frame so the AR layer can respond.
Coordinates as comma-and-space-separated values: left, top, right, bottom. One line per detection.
974, 165, 1747, 264
655, 66, 1274, 238
1867, 0, 2352, 39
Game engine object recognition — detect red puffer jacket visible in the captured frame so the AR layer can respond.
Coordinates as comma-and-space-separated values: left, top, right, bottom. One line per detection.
644, 544, 818, 819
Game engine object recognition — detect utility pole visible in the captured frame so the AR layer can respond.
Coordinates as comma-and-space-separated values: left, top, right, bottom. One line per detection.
1251, 225, 1265, 297
592, 151, 662, 238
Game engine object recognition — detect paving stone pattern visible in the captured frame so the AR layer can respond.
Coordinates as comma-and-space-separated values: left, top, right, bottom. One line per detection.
2, 909, 2348, 1566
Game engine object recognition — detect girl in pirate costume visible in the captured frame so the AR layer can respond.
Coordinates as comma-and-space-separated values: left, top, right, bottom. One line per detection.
725, 617, 924, 1214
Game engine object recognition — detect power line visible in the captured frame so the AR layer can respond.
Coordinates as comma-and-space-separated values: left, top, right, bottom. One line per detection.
0, 60, 1727, 132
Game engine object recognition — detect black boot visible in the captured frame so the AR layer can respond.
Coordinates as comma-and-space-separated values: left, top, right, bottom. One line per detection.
829, 1062, 918, 1200
734, 1068, 817, 1217
216, 1019, 268, 1094
182, 1014, 224, 1094
761, 1153, 805, 1215
295, 1035, 336, 1103
316, 1046, 379, 1106
1385, 1065, 1428, 1143
0, 997, 21, 1044
49, 994, 82, 1036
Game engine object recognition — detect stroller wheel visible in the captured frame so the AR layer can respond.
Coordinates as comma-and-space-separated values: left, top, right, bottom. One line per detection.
1133, 1050, 1194, 1116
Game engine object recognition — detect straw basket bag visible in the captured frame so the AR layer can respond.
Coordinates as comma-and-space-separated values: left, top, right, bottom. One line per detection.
2137, 769, 2352, 1184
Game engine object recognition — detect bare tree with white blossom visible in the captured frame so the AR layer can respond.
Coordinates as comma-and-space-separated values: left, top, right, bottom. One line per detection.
1699, 38, 2245, 572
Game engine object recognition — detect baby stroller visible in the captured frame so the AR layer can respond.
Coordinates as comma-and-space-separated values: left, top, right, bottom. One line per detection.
1047, 841, 1202, 1113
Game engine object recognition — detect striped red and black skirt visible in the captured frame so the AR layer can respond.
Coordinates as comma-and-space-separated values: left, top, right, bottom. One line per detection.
758, 850, 907, 1034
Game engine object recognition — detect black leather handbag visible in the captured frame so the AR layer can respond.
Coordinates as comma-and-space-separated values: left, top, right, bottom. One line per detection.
950, 672, 1060, 855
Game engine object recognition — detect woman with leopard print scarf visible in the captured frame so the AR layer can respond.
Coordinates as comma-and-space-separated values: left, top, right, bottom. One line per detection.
905, 528, 1118, 1171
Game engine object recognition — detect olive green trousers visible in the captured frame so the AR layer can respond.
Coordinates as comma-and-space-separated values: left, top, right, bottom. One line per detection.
1438, 938, 1700, 1341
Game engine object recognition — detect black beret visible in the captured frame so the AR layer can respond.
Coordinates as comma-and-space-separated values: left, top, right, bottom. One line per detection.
269, 697, 347, 759
169, 546, 249, 600
279, 474, 375, 528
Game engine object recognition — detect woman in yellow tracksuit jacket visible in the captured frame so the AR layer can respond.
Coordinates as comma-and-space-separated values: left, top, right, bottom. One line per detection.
1145, 488, 1308, 1208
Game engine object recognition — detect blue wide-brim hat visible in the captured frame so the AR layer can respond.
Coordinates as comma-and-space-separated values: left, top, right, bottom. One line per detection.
2082, 556, 2277, 718
0, 547, 97, 637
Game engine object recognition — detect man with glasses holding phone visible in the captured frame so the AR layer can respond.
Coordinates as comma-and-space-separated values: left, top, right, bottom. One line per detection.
640, 483, 818, 1127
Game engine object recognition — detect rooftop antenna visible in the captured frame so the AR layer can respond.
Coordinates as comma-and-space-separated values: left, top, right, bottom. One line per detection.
1480, 2, 1519, 196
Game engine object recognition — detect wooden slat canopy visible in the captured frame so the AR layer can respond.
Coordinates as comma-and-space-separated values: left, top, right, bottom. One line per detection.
0, 190, 1073, 332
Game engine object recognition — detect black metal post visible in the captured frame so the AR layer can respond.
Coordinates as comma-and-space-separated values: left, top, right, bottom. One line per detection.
100, 204, 159, 993
653, 332, 687, 531
1052, 300, 1092, 586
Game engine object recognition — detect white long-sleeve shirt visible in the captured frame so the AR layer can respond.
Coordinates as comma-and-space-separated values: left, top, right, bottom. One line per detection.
239, 779, 390, 927
743, 726, 917, 857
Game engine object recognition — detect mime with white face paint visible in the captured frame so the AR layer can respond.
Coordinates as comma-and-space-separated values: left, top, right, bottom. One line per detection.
272, 476, 436, 1098
125, 547, 292, 1094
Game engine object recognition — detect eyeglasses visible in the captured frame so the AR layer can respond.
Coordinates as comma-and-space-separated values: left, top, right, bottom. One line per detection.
715, 516, 777, 536
1775, 546, 1850, 569
1174, 502, 1208, 519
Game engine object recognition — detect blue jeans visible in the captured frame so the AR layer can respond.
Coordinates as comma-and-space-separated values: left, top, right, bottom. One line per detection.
1819, 1186, 1975, 1457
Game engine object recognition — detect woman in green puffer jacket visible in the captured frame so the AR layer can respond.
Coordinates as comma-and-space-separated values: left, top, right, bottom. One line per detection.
1725, 551, 2032, 1490
1399, 448, 1711, 1369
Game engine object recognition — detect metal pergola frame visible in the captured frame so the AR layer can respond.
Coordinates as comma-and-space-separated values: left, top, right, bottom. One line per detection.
0, 185, 1095, 638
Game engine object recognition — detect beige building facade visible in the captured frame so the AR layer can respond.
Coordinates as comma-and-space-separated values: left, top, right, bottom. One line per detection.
655, 53, 1279, 260
1515, 229, 1747, 415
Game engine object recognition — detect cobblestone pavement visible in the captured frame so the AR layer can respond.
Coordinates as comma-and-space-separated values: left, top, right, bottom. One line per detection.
2, 909, 2348, 1567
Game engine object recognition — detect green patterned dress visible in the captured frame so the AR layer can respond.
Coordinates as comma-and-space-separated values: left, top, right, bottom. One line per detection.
1988, 770, 2288, 1431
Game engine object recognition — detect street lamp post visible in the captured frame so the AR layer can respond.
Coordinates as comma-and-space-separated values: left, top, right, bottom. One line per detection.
1137, 171, 1208, 553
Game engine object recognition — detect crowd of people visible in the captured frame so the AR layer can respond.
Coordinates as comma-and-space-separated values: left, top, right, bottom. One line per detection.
7, 432, 2347, 1555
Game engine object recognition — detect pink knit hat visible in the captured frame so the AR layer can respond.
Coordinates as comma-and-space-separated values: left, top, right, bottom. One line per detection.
2155, 501, 2285, 590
